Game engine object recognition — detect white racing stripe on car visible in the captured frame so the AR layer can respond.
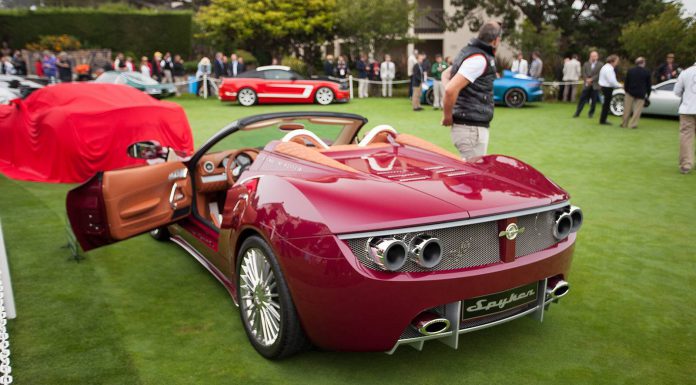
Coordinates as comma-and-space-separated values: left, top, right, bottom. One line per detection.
258, 84, 314, 99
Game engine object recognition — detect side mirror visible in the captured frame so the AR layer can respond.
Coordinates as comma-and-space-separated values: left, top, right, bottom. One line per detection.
290, 75, 298, 81
127, 141, 167, 160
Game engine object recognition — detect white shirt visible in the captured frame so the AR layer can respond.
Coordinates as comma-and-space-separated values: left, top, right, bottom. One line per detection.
380, 61, 395, 80
407, 54, 417, 76
674, 63, 696, 114
598, 63, 621, 88
511, 59, 528, 75
563, 59, 581, 81
141, 64, 151, 77
456, 54, 487, 83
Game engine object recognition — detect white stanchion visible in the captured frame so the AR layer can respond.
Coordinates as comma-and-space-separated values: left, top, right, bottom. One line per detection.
348, 75, 353, 100
0, 219, 14, 385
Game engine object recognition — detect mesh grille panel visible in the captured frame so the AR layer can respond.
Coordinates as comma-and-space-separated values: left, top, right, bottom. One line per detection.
515, 211, 558, 257
346, 221, 501, 272
345, 208, 563, 273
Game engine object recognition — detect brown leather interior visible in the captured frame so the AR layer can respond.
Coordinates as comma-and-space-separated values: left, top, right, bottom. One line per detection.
273, 141, 357, 172
102, 161, 192, 240
395, 133, 462, 161
194, 148, 259, 227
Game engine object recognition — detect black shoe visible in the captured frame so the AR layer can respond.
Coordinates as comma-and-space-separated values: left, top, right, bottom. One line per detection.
413, 107, 423, 111
681, 167, 692, 174
588, 113, 594, 118
600, 121, 612, 125
572, 114, 579, 118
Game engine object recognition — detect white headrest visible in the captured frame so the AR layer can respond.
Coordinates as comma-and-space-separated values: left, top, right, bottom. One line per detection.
358, 125, 398, 147
281, 129, 330, 149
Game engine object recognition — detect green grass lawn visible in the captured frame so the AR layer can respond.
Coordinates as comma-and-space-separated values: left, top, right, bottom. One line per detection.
1, 96, 695, 384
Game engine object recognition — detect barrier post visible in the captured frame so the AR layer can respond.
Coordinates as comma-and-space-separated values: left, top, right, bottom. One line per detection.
349, 75, 354, 100
203, 73, 208, 99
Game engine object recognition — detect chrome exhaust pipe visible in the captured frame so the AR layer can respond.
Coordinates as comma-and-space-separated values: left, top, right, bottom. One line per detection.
569, 206, 583, 233
546, 277, 570, 300
409, 235, 442, 268
411, 311, 451, 336
553, 212, 573, 240
367, 237, 408, 271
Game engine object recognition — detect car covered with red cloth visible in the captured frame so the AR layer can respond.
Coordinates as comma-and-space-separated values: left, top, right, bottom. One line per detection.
218, 66, 350, 106
0, 83, 194, 183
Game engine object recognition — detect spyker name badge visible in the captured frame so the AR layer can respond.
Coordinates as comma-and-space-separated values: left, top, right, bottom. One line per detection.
499, 223, 525, 240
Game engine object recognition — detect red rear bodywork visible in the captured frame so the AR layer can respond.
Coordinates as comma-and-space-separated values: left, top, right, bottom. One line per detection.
216, 142, 576, 351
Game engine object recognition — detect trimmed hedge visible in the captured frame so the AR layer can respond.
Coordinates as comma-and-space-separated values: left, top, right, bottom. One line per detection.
0, 8, 193, 57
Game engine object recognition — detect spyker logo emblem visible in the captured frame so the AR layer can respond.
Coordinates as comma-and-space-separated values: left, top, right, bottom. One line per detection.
499, 223, 525, 240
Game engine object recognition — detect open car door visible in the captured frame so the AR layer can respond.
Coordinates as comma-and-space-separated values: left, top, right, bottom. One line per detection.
66, 161, 192, 251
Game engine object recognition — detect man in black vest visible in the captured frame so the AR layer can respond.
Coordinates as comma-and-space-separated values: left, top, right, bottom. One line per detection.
441, 21, 501, 159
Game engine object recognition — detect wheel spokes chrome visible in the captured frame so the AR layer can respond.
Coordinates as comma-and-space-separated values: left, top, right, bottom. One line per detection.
240, 247, 280, 346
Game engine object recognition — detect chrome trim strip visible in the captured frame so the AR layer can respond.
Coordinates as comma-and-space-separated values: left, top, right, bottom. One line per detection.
170, 235, 239, 307
338, 201, 570, 240
201, 173, 227, 183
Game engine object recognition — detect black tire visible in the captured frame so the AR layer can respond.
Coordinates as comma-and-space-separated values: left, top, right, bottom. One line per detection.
237, 236, 309, 359
149, 227, 170, 241
425, 88, 434, 106
237, 87, 257, 107
504, 88, 527, 108
610, 94, 624, 116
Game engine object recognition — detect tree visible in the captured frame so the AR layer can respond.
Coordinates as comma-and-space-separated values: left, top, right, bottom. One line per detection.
196, 0, 336, 63
620, 5, 696, 69
335, 0, 415, 55
446, 0, 668, 56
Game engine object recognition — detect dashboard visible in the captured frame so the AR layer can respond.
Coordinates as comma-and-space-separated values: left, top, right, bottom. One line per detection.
196, 148, 258, 192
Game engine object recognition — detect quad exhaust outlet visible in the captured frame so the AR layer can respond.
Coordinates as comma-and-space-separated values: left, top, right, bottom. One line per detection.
411, 311, 451, 336
546, 277, 570, 300
409, 235, 443, 268
368, 237, 408, 271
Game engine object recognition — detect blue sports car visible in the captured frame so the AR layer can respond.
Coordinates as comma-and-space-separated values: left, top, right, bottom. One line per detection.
422, 70, 543, 108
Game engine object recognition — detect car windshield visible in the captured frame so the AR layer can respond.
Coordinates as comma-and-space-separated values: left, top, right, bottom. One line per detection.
95, 72, 120, 83
656, 82, 674, 92
263, 70, 302, 80
207, 116, 364, 153
123, 72, 159, 86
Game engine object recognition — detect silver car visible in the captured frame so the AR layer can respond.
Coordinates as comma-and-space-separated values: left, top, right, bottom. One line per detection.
610, 79, 680, 117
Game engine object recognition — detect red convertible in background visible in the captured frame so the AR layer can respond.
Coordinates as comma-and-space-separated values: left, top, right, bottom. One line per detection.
66, 112, 582, 359
218, 66, 350, 106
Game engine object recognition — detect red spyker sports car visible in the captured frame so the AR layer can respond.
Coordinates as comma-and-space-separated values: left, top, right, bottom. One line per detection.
218, 65, 351, 106
66, 112, 582, 359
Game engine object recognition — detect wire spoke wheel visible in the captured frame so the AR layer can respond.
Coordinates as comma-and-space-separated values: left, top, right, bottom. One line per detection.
315, 87, 334, 105
610, 94, 624, 116
238, 88, 256, 106
240, 247, 280, 347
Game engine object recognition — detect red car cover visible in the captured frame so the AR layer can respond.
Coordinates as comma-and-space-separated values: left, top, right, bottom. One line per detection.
0, 83, 194, 183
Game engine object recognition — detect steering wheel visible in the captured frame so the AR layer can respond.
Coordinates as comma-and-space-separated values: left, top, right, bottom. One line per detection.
225, 152, 253, 185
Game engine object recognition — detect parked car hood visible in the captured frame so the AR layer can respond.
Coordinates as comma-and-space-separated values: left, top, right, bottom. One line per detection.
279, 147, 568, 234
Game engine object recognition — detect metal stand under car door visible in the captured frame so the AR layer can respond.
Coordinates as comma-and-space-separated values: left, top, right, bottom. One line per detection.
66, 161, 193, 252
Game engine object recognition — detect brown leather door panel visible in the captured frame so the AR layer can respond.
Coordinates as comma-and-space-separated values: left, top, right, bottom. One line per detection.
102, 162, 192, 240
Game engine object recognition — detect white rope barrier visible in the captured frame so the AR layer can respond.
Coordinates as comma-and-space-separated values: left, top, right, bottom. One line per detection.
0, 220, 14, 385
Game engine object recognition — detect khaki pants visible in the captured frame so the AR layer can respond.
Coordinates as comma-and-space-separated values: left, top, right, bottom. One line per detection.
680, 114, 696, 171
358, 78, 368, 98
621, 94, 646, 128
382, 78, 393, 97
563, 83, 577, 102
433, 80, 444, 108
411, 86, 421, 109
451, 124, 489, 159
